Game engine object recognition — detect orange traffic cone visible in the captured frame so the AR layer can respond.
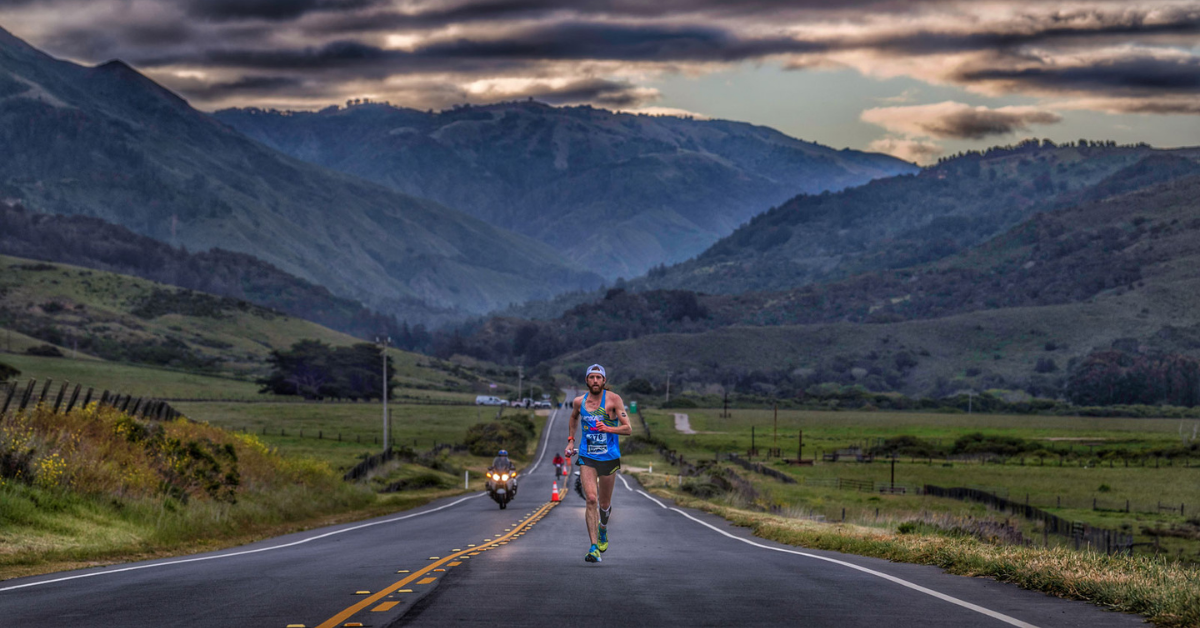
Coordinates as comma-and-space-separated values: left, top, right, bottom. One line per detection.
551, 480, 560, 502
562, 465, 569, 477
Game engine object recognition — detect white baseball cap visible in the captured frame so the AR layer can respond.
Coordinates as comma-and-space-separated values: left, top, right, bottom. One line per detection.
586, 364, 606, 379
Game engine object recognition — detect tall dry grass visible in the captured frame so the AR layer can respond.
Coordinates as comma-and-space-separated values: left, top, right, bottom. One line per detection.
0, 403, 374, 574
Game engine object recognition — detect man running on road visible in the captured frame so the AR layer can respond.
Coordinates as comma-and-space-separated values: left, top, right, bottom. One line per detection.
565, 364, 632, 563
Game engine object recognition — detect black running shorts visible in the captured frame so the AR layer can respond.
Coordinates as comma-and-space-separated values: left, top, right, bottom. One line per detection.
579, 456, 621, 476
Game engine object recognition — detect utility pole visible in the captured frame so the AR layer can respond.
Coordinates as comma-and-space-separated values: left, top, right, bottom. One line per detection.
891, 453, 896, 491
518, 365, 523, 404
665, 372, 671, 404
773, 403, 778, 453
377, 336, 391, 452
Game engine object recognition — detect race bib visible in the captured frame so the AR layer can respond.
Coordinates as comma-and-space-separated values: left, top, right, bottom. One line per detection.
585, 432, 608, 456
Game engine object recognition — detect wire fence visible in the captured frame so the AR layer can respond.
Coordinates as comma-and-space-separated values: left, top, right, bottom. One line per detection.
924, 485, 1135, 554
1, 377, 183, 421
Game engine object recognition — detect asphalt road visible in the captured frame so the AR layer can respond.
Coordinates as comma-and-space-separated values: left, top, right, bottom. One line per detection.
0, 406, 1144, 627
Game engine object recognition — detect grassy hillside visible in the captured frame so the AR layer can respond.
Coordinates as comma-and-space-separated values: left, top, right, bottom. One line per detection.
632, 143, 1200, 295
0, 202, 431, 335
556, 287, 1195, 399
216, 101, 916, 280
0, 255, 511, 400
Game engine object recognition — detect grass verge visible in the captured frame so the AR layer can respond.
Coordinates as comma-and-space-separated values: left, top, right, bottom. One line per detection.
639, 478, 1200, 627
0, 403, 471, 582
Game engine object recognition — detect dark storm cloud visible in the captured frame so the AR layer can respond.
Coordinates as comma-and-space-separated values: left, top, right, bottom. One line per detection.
187, 75, 307, 99
508, 78, 655, 107
303, 0, 945, 35
862, 102, 1062, 139
851, 9, 1200, 56
416, 22, 821, 62
133, 22, 819, 73
958, 54, 1200, 95
183, 0, 387, 22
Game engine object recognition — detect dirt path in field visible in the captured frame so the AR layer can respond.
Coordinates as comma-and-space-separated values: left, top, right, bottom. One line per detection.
674, 413, 696, 434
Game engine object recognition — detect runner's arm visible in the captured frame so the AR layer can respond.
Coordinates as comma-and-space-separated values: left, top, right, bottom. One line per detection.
597, 392, 633, 436
565, 396, 580, 455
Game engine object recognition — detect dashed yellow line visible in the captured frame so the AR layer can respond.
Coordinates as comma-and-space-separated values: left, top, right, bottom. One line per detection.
314, 501, 557, 628
372, 602, 399, 612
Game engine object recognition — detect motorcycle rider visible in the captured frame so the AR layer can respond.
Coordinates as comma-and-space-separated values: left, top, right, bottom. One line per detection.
488, 449, 518, 495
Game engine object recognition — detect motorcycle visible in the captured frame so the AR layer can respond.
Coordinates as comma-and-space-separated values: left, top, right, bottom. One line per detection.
486, 468, 518, 509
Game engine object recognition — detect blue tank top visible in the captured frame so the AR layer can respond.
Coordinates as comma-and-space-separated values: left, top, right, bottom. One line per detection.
580, 390, 620, 461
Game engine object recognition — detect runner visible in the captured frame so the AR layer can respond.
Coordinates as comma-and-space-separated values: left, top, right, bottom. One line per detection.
565, 364, 632, 563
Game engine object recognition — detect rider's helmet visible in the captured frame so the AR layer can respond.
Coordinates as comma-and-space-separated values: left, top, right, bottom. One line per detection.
498, 450, 508, 456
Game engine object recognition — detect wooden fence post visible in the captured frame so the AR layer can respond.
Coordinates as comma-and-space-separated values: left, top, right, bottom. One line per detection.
1, 381, 17, 415
38, 379, 53, 406
18, 378, 36, 411
65, 383, 81, 412
52, 381, 68, 412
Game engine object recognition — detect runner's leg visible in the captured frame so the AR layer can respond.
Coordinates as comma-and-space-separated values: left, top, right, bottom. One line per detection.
581, 464, 600, 546
597, 473, 616, 515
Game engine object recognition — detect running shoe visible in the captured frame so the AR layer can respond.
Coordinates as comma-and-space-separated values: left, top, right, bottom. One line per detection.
597, 527, 609, 553
585, 544, 602, 563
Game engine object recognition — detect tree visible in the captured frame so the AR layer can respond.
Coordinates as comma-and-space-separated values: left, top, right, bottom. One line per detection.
258, 340, 394, 400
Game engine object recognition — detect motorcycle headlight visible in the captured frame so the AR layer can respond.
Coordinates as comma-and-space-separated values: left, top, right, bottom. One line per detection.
501, 473, 510, 481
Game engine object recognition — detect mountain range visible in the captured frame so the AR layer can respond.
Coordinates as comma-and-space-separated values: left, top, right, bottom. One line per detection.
554, 168, 1200, 398
0, 26, 601, 325
214, 101, 917, 280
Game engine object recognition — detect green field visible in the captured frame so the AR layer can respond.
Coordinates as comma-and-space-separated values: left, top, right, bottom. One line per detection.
177, 401, 550, 472
1, 353, 267, 400
1, 352, 506, 407
636, 407, 1200, 563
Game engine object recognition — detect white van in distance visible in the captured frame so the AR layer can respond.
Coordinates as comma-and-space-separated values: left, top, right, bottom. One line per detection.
475, 395, 505, 405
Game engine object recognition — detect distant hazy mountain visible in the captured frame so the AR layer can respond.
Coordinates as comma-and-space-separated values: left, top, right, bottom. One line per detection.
629, 141, 1200, 295
0, 27, 601, 325
214, 101, 917, 280
434, 149, 1200, 371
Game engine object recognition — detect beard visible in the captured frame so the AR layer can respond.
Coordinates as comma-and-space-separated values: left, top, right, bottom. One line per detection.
588, 381, 603, 394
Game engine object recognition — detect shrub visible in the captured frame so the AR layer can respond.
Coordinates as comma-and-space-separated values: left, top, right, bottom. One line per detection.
464, 421, 529, 458
663, 397, 698, 409
624, 378, 655, 394
0, 361, 19, 382
25, 344, 63, 357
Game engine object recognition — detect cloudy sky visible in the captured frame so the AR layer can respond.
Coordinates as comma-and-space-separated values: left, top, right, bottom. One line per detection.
2, 0, 1198, 162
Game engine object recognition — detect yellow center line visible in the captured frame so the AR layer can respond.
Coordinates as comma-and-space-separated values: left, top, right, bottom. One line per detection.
315, 501, 557, 628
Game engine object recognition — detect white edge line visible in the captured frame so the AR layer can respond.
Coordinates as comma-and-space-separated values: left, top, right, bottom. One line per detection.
617, 474, 632, 491
0, 493, 484, 593
630, 489, 1039, 628
527, 405, 558, 475
637, 490, 667, 509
